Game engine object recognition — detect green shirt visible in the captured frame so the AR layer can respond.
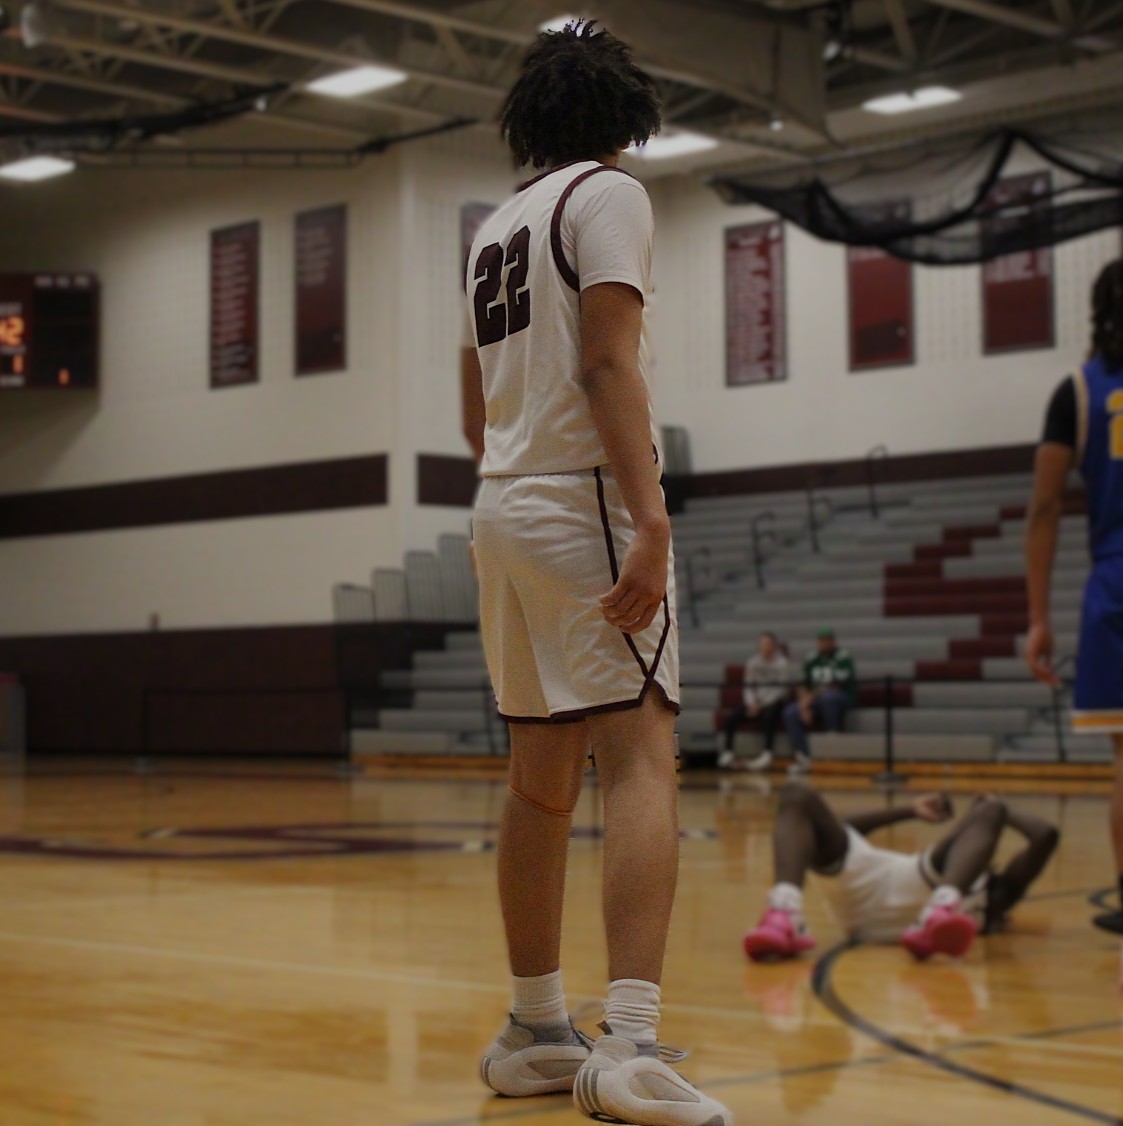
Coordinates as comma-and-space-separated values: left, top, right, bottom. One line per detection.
802, 648, 857, 704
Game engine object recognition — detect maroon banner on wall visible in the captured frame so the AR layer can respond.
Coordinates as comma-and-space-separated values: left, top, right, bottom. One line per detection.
848, 201, 914, 371
295, 204, 347, 376
982, 172, 1054, 354
210, 221, 260, 389
726, 220, 786, 386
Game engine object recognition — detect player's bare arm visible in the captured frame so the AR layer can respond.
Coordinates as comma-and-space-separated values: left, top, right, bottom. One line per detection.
581, 280, 670, 636
1025, 441, 1075, 685
845, 792, 952, 837
460, 346, 486, 466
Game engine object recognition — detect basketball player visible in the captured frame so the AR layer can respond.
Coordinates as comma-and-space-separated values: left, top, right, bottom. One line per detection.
460, 23, 731, 1126
743, 784, 1058, 961
1025, 257, 1123, 937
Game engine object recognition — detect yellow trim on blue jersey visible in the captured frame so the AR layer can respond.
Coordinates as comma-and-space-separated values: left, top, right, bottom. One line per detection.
1072, 710, 1123, 733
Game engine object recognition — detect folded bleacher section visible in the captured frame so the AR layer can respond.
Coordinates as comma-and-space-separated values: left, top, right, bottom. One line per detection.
349, 469, 1114, 767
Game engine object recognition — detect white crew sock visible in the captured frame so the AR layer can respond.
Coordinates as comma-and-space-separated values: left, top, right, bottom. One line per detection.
922, 884, 963, 920
605, 978, 661, 1044
512, 970, 568, 1030
769, 882, 804, 913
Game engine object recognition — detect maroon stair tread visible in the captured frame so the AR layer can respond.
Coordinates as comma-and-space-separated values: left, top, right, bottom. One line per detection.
886, 594, 1027, 616
942, 524, 1001, 543
950, 637, 1017, 659
915, 543, 972, 561
885, 576, 1025, 598
857, 683, 913, 708
916, 660, 984, 681
980, 613, 1027, 636
886, 560, 943, 580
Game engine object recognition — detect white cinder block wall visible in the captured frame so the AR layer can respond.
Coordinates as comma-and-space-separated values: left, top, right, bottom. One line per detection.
1, 138, 1118, 637
0, 135, 514, 636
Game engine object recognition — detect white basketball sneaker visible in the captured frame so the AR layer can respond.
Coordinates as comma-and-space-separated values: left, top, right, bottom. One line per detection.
481, 1015, 594, 1097
573, 1028, 732, 1126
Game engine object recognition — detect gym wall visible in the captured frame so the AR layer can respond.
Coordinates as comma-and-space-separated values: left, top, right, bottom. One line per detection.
0, 133, 514, 638
648, 173, 1121, 473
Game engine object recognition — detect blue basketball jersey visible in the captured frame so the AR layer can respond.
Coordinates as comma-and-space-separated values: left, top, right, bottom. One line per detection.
1076, 355, 1123, 562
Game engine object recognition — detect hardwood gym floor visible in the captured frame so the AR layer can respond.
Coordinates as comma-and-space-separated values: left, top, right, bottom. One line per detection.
0, 759, 1119, 1125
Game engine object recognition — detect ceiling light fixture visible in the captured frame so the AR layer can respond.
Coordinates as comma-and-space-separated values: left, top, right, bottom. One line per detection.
627, 131, 719, 161
539, 15, 582, 33
862, 86, 962, 115
0, 155, 76, 182
306, 64, 407, 98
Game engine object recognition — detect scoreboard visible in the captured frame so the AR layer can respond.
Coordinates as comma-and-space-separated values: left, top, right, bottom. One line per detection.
0, 273, 100, 390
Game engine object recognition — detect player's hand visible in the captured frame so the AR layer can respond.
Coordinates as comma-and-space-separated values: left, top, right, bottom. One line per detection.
1025, 621, 1060, 686
600, 522, 669, 635
912, 792, 954, 823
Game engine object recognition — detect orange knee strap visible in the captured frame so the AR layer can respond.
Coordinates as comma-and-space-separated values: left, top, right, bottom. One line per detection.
509, 784, 572, 818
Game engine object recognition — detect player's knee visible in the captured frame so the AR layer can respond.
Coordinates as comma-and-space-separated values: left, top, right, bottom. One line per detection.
972, 796, 1007, 827
1038, 824, 1061, 857
778, 780, 814, 810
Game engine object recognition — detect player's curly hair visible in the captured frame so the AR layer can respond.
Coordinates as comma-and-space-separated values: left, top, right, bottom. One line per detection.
500, 21, 661, 170
1092, 257, 1123, 371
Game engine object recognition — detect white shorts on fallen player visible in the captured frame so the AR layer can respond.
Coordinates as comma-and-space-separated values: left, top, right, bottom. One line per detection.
473, 467, 679, 722
815, 827, 986, 943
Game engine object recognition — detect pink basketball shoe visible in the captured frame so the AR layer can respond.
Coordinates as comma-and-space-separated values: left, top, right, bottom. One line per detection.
901, 905, 978, 961
744, 908, 817, 962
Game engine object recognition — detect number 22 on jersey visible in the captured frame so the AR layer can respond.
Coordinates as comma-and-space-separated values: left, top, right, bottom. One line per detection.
473, 226, 531, 347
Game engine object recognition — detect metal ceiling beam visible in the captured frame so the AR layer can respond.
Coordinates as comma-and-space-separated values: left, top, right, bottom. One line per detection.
882, 0, 918, 62
0, 59, 186, 106
0, 103, 63, 123
922, 0, 1119, 51
324, 0, 850, 121
1050, 0, 1074, 26
39, 34, 447, 137
54, 0, 509, 100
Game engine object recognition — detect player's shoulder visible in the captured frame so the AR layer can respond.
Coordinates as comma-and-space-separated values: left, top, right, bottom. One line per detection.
834, 648, 853, 661
568, 165, 650, 206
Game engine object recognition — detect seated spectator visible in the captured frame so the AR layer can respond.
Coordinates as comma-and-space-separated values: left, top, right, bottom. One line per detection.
783, 628, 856, 775
719, 631, 791, 772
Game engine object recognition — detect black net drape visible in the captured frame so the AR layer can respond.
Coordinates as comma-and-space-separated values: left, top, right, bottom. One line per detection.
711, 115, 1123, 265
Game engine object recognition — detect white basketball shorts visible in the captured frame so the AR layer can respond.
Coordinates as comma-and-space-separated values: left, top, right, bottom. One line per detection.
472, 467, 679, 723
816, 827, 986, 943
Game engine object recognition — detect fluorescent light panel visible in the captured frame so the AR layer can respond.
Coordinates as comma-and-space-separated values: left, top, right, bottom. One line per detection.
307, 64, 407, 98
862, 86, 962, 115
627, 131, 719, 160
540, 15, 582, 32
0, 155, 76, 182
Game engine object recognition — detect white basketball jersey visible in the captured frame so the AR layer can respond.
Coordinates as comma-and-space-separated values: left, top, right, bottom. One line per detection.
464, 160, 662, 477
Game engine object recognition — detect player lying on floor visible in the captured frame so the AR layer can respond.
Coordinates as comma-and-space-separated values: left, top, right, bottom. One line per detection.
744, 784, 1059, 962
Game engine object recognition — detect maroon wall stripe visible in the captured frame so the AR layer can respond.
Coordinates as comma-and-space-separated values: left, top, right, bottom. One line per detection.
417, 453, 478, 507
0, 454, 388, 540
0, 621, 460, 754
678, 442, 1037, 500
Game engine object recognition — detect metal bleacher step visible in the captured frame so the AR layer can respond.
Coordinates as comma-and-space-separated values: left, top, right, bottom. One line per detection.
847, 707, 1030, 736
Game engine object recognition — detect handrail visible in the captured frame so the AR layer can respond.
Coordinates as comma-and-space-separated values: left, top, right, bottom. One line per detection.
1049, 653, 1077, 763
804, 479, 834, 554
684, 547, 712, 628
749, 512, 776, 590
865, 445, 889, 520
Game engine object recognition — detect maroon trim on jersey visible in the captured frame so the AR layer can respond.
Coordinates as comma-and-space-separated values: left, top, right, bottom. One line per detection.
516, 160, 588, 193
594, 467, 674, 693
550, 165, 635, 292
500, 682, 680, 724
